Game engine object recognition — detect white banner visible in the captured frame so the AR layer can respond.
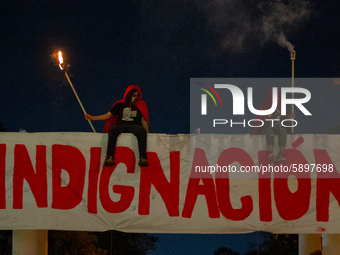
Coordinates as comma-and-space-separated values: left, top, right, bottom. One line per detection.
0, 132, 339, 234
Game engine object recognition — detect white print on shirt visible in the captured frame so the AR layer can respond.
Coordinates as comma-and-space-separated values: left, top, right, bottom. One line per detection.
122, 107, 137, 121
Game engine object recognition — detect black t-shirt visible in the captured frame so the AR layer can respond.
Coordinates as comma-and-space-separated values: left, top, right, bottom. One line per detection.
110, 102, 143, 125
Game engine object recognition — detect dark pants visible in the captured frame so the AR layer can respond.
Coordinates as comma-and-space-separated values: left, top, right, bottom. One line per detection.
262, 126, 287, 147
107, 124, 147, 158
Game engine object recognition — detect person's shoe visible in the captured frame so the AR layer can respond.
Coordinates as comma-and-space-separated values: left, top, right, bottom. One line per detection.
138, 156, 149, 167
104, 156, 115, 166
268, 153, 275, 163
276, 153, 286, 163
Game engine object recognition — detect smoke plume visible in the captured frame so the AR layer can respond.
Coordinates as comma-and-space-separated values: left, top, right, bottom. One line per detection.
204, 0, 311, 53
278, 33, 295, 53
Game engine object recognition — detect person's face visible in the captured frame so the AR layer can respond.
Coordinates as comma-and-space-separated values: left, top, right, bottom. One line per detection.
131, 91, 140, 103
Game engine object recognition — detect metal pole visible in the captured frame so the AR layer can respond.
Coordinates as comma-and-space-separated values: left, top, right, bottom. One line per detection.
291, 52, 295, 134
64, 72, 96, 133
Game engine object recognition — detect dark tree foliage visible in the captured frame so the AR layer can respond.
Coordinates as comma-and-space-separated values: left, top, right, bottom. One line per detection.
96, 230, 158, 255
49, 231, 107, 255
246, 234, 298, 255
262, 234, 298, 255
0, 231, 12, 255
214, 247, 240, 255
0, 229, 158, 254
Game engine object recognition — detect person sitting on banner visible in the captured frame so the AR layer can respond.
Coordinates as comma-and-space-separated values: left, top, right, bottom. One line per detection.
252, 88, 295, 163
85, 85, 149, 167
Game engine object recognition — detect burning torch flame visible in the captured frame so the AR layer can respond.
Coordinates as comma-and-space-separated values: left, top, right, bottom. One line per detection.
55, 50, 96, 132
58, 51, 64, 70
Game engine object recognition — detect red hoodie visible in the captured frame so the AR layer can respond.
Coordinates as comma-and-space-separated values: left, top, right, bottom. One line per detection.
103, 85, 149, 133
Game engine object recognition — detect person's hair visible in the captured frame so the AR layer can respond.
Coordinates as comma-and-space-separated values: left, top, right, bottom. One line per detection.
125, 89, 139, 103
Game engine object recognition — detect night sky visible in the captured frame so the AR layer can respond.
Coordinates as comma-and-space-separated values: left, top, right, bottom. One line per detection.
2, 0, 340, 254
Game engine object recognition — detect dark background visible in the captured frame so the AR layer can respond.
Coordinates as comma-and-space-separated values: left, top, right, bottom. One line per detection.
2, 1, 340, 135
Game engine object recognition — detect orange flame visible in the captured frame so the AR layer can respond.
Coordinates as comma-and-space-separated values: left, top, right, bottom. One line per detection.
58, 51, 64, 70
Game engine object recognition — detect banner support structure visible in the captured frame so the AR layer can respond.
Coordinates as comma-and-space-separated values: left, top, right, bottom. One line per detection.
13, 230, 48, 255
